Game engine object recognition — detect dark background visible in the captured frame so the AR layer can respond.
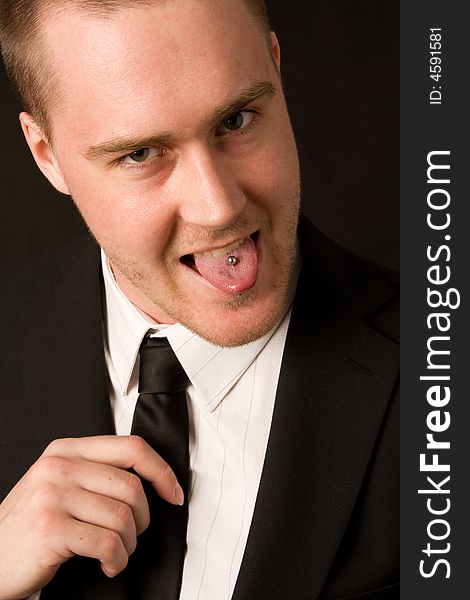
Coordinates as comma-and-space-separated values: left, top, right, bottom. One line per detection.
0, 0, 399, 268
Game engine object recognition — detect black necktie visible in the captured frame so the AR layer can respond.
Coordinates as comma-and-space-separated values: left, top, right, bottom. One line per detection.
128, 336, 190, 600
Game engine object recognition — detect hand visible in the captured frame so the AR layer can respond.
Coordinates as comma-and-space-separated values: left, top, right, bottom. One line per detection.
0, 435, 184, 600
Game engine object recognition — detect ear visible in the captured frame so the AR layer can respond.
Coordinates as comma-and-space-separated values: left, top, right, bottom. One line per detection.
19, 112, 71, 195
270, 31, 281, 71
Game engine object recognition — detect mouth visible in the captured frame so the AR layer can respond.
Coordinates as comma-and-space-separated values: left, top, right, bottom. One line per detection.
180, 232, 260, 295
181, 232, 259, 268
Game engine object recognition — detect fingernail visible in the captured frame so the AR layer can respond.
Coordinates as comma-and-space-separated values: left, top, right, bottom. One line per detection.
174, 483, 184, 506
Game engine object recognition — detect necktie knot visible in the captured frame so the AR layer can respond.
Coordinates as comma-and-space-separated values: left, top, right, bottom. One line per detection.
138, 336, 189, 394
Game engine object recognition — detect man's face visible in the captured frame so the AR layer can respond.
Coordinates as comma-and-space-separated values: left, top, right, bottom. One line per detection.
37, 0, 300, 346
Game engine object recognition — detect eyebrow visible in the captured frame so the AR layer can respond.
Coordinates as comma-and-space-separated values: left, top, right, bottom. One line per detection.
212, 80, 276, 123
85, 80, 276, 160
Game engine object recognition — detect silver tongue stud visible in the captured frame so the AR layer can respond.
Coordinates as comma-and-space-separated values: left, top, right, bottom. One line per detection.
226, 255, 238, 266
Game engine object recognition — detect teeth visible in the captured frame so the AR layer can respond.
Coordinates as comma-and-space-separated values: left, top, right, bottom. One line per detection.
194, 239, 245, 259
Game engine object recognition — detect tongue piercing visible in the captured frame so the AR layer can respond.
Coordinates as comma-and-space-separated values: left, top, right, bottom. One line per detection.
227, 255, 238, 266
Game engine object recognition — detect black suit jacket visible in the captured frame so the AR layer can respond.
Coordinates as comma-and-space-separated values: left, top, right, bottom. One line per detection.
0, 217, 399, 599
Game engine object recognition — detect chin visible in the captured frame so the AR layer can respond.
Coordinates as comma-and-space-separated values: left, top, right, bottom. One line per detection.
186, 320, 274, 349
177, 291, 289, 348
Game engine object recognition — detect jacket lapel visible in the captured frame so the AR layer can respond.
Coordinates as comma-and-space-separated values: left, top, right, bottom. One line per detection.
19, 237, 128, 600
20, 237, 113, 447
232, 222, 399, 600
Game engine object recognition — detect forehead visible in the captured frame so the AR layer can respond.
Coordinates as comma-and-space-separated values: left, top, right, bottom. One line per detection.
42, 0, 273, 143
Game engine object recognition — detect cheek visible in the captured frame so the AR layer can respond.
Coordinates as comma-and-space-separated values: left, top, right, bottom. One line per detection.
248, 147, 299, 214
249, 121, 299, 201
68, 174, 173, 254
57, 150, 176, 259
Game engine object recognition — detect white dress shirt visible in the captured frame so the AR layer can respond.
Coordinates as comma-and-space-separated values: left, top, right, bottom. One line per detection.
32, 250, 294, 600
102, 251, 292, 599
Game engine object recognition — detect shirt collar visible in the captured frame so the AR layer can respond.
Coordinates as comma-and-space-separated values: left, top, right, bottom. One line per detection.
101, 250, 296, 412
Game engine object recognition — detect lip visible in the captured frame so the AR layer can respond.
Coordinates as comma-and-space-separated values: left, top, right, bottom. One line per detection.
180, 231, 259, 261
179, 232, 259, 273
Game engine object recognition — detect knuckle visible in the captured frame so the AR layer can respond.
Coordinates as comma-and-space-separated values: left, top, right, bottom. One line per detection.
43, 437, 72, 456
44, 438, 63, 455
127, 435, 147, 455
102, 530, 123, 559
31, 482, 59, 509
30, 455, 69, 482
156, 460, 173, 480
31, 491, 61, 534
34, 508, 58, 536
125, 471, 144, 502
113, 502, 133, 529
29, 483, 62, 534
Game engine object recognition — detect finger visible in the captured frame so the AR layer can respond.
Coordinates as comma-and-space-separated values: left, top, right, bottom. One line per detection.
44, 436, 183, 505
65, 519, 129, 577
32, 456, 150, 535
80, 466, 150, 535
14, 494, 129, 579
65, 488, 137, 555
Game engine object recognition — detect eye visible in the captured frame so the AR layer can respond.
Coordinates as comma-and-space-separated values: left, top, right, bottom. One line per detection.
122, 147, 161, 164
217, 110, 255, 135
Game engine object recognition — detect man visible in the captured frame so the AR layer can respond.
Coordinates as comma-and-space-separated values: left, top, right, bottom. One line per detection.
0, 1, 399, 599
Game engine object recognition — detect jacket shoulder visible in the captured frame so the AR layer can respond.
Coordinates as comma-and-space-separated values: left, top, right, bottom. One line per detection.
298, 215, 399, 344
0, 235, 99, 309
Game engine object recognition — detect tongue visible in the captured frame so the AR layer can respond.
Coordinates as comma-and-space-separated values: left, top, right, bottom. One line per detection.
193, 237, 258, 294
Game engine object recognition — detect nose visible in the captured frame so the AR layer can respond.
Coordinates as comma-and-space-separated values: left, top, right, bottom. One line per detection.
175, 146, 246, 229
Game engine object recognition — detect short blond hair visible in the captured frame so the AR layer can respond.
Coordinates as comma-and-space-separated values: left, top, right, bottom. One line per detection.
0, 0, 271, 141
